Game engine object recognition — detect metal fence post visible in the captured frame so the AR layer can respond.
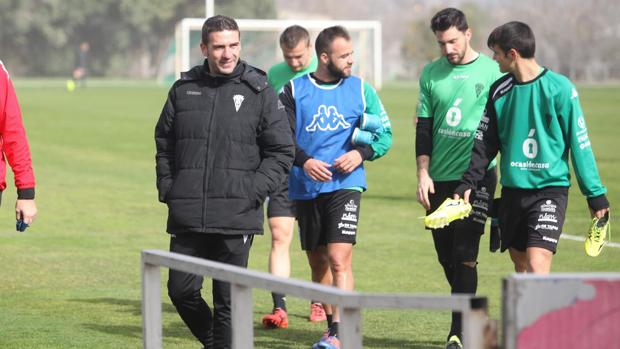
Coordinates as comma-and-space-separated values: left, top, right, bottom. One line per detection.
142, 256, 162, 349
231, 283, 254, 349
462, 297, 488, 349
339, 306, 363, 349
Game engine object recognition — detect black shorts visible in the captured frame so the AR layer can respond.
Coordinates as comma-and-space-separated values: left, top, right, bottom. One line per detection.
266, 178, 296, 218
429, 168, 497, 262
498, 186, 568, 253
295, 189, 361, 251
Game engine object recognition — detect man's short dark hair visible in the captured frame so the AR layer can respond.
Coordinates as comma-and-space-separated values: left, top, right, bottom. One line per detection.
315, 26, 351, 57
430, 8, 468, 33
280, 25, 310, 49
202, 15, 240, 44
487, 21, 536, 59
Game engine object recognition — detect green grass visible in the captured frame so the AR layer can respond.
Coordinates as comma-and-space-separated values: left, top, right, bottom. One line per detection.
0, 80, 618, 348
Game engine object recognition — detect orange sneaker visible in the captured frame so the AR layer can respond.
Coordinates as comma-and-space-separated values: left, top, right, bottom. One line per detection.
309, 303, 327, 322
261, 307, 289, 329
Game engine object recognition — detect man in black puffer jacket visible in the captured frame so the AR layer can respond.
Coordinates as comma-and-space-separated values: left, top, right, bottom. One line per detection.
154, 15, 294, 349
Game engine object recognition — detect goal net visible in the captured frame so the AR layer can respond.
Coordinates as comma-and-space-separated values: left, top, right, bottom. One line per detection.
171, 18, 382, 89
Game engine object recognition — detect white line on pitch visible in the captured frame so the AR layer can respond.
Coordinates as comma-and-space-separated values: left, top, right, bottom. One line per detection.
562, 234, 620, 248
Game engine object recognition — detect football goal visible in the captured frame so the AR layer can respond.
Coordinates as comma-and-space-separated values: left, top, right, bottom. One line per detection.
174, 18, 383, 89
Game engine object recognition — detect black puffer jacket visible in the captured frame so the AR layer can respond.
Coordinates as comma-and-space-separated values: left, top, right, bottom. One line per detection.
155, 60, 294, 235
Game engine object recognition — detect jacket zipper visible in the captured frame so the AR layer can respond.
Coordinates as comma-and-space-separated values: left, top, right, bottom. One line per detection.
202, 88, 218, 230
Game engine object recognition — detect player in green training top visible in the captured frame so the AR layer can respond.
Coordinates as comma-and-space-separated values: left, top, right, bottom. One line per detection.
455, 21, 610, 274
262, 25, 324, 330
415, 8, 502, 349
268, 25, 318, 93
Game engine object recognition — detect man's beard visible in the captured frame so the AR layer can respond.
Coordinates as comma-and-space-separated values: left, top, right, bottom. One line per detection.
447, 51, 465, 64
327, 60, 350, 80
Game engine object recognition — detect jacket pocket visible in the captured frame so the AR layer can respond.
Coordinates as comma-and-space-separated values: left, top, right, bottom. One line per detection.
243, 173, 262, 206
166, 169, 203, 201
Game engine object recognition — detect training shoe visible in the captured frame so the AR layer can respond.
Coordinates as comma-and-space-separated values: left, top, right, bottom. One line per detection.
446, 335, 463, 349
309, 303, 327, 322
585, 212, 610, 257
311, 335, 340, 349
310, 329, 330, 348
262, 307, 289, 329
424, 198, 472, 229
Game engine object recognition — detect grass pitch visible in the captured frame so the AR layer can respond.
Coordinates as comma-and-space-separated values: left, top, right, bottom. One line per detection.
0, 80, 617, 348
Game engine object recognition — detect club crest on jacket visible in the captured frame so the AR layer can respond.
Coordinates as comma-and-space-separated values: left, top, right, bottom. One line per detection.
233, 94, 244, 112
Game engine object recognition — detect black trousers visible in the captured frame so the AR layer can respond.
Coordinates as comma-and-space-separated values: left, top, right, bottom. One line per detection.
168, 233, 253, 349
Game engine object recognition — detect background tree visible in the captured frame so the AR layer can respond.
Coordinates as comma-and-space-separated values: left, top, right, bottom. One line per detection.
1, 0, 618, 81
0, 0, 274, 77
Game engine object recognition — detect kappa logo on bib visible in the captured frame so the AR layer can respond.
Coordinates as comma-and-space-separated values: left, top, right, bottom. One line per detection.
306, 105, 351, 132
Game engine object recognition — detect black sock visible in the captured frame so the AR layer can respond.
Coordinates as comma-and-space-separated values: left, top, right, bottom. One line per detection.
272, 292, 286, 311
453, 262, 477, 295
449, 314, 462, 340
450, 262, 477, 337
326, 314, 333, 327
329, 322, 339, 337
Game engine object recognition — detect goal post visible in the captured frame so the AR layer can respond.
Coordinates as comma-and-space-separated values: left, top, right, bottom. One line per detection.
174, 18, 382, 89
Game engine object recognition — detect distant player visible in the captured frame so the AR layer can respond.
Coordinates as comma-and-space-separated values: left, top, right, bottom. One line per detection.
455, 21, 609, 274
262, 25, 323, 329
268, 25, 318, 93
72, 42, 89, 88
415, 8, 502, 349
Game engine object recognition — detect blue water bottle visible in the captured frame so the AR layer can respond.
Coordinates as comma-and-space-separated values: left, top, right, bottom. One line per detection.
361, 113, 383, 133
351, 127, 374, 145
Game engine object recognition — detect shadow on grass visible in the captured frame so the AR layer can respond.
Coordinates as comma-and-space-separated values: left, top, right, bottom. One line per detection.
70, 297, 191, 340
74, 298, 444, 347
254, 310, 443, 348
255, 326, 444, 349
70, 297, 177, 316
82, 322, 192, 341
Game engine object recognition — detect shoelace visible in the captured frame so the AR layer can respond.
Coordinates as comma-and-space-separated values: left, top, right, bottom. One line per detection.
591, 217, 609, 243
590, 228, 602, 242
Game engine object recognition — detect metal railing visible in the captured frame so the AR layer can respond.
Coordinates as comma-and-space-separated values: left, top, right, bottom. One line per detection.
142, 249, 489, 349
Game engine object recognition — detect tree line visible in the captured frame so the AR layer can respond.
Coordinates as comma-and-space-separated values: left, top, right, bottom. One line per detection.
0, 0, 274, 77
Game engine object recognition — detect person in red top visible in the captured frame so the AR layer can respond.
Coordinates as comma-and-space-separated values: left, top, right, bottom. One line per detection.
0, 60, 37, 230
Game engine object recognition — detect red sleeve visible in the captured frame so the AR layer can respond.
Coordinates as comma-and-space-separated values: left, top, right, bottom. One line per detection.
0, 62, 36, 197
